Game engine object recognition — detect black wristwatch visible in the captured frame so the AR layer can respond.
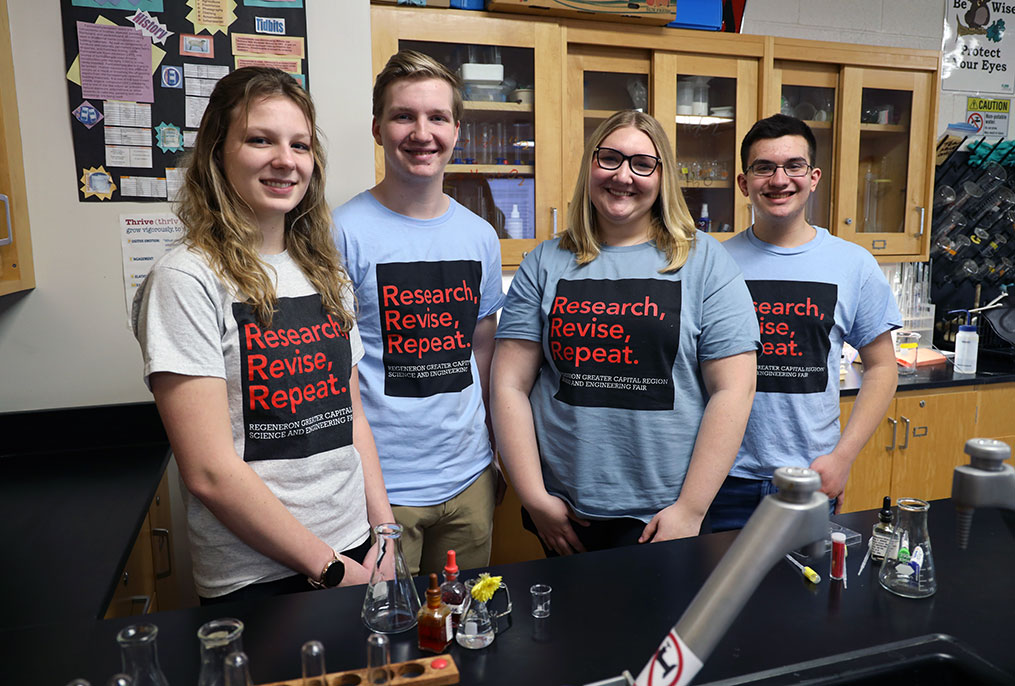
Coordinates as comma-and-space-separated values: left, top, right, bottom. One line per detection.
308, 552, 345, 589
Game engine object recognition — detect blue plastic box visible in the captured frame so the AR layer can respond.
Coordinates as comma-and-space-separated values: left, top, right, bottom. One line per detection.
451, 0, 484, 8
668, 0, 722, 31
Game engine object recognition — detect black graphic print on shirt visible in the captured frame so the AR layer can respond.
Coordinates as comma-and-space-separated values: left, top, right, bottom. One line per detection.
376, 260, 481, 397
549, 278, 681, 410
747, 280, 837, 394
234, 294, 354, 462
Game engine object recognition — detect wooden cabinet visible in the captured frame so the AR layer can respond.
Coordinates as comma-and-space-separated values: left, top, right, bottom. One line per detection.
104, 471, 177, 618
0, 0, 35, 296
842, 384, 1012, 514
371, 7, 940, 265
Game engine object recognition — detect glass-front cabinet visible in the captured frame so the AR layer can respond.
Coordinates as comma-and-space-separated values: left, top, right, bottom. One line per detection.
564, 46, 651, 215
835, 67, 934, 257
655, 52, 758, 237
773, 62, 838, 231
371, 7, 561, 266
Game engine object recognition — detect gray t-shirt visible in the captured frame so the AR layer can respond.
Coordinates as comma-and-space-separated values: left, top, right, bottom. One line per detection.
496, 235, 760, 521
132, 244, 369, 598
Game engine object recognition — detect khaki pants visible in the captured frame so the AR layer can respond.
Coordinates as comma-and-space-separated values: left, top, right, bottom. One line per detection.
392, 465, 496, 577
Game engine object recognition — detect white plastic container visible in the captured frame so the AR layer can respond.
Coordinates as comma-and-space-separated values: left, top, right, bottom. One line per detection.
504, 204, 524, 239
953, 324, 979, 374
459, 63, 504, 85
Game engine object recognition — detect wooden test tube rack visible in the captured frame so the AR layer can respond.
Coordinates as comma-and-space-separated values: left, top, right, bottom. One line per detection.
257, 653, 459, 686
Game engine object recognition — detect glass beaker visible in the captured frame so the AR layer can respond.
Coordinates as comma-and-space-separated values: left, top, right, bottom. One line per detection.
197, 618, 245, 686
895, 331, 920, 376
361, 523, 421, 634
116, 624, 170, 686
456, 577, 512, 649
878, 498, 937, 598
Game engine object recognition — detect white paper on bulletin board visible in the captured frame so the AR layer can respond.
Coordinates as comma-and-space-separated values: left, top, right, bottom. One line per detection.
942, 1, 1015, 94
120, 212, 185, 322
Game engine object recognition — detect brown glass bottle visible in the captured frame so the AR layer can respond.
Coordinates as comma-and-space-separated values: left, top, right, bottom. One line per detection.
417, 573, 453, 653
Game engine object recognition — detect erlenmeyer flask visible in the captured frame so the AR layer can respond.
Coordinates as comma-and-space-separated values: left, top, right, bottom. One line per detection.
361, 523, 420, 633
878, 498, 937, 598
197, 618, 244, 686
116, 625, 170, 686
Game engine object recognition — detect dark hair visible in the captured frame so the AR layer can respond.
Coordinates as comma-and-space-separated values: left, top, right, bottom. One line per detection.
739, 113, 817, 171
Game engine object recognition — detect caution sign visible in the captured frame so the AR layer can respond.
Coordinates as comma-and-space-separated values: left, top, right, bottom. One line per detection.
966, 97, 1010, 137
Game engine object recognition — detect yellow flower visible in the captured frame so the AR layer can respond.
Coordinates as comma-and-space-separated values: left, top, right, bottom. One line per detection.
470, 573, 502, 603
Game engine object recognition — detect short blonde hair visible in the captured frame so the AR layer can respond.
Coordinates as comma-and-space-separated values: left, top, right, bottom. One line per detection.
561, 110, 696, 272
373, 49, 463, 123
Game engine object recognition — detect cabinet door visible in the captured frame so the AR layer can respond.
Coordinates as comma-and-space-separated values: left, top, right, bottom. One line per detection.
835, 67, 934, 259
371, 7, 561, 267
975, 382, 1015, 455
0, 0, 35, 295
565, 45, 652, 225
655, 52, 758, 237
772, 62, 839, 232
104, 514, 156, 619
891, 389, 979, 501
840, 397, 895, 514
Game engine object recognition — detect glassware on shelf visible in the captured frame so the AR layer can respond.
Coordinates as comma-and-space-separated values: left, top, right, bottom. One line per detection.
115, 625, 170, 686
197, 618, 245, 686
362, 523, 421, 634
461, 121, 476, 165
878, 498, 937, 598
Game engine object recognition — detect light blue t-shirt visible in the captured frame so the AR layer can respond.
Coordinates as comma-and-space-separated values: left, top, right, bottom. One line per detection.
496, 235, 760, 521
723, 226, 901, 479
332, 191, 505, 506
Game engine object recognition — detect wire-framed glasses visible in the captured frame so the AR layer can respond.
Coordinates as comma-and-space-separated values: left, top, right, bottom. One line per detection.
594, 147, 660, 177
746, 160, 813, 177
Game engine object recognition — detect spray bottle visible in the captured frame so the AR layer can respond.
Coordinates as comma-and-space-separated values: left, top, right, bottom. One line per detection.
949, 309, 978, 374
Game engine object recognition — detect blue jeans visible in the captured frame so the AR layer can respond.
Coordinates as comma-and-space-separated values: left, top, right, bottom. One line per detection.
707, 476, 836, 533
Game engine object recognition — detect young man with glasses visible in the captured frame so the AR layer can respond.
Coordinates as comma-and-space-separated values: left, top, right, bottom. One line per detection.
331, 50, 505, 575
708, 114, 900, 531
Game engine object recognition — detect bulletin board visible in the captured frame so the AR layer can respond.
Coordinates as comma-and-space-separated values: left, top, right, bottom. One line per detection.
59, 0, 309, 203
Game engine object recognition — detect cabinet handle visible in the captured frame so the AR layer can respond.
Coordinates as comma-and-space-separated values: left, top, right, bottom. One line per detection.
128, 594, 152, 615
917, 206, 925, 237
551, 207, 558, 237
885, 416, 898, 451
0, 194, 12, 247
899, 415, 911, 450
844, 217, 853, 225
152, 528, 172, 579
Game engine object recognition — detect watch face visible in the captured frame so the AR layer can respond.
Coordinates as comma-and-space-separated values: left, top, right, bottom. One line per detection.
323, 558, 345, 587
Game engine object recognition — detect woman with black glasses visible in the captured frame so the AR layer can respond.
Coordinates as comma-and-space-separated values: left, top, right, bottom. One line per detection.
491, 110, 760, 555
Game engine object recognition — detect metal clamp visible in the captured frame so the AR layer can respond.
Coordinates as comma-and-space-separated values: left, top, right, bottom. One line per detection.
152, 528, 172, 579
0, 194, 12, 247
900, 416, 911, 450
886, 416, 898, 451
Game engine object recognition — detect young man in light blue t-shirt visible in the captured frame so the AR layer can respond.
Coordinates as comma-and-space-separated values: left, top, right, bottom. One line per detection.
710, 114, 900, 531
332, 51, 505, 575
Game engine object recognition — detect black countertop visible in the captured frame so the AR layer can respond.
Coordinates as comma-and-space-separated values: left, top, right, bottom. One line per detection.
0, 403, 169, 631
840, 352, 1015, 396
5, 501, 1014, 685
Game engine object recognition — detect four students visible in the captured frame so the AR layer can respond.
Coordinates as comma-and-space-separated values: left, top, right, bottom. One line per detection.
133, 55, 899, 598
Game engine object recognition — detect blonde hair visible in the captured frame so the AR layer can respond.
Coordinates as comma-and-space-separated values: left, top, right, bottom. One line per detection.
177, 67, 354, 330
561, 110, 697, 272
373, 49, 463, 123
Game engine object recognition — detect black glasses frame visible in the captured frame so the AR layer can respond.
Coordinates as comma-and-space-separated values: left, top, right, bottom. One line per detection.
594, 147, 661, 177
745, 161, 814, 178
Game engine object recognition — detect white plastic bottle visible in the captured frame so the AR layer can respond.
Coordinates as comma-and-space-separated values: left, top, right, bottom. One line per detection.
696, 203, 711, 233
504, 204, 524, 239
954, 323, 979, 374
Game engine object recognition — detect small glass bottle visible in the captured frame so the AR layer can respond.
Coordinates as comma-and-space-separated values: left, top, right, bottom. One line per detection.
222, 652, 252, 686
440, 549, 469, 630
197, 618, 244, 686
300, 640, 326, 686
416, 573, 453, 653
870, 496, 894, 563
116, 624, 170, 686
